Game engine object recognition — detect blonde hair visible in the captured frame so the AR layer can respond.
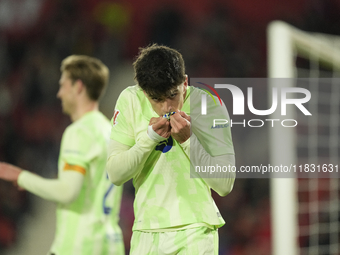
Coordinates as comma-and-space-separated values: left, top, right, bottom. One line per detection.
61, 55, 109, 101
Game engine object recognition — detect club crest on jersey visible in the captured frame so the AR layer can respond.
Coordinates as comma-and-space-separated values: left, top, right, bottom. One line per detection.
112, 110, 120, 126
155, 136, 173, 153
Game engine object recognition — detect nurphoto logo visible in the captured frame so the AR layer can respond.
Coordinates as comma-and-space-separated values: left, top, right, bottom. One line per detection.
199, 82, 312, 128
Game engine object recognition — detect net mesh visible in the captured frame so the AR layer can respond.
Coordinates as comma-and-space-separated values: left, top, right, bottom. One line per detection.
293, 39, 340, 255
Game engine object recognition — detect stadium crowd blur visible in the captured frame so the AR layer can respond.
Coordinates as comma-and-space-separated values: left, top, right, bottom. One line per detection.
1, 0, 340, 254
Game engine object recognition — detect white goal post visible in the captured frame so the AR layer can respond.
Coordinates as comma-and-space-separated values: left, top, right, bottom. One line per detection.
268, 20, 340, 255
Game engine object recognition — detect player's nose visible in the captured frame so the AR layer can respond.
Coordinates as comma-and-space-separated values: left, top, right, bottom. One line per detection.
161, 99, 173, 113
56, 88, 62, 99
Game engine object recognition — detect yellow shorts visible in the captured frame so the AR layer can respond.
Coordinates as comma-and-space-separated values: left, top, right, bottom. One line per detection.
130, 226, 218, 255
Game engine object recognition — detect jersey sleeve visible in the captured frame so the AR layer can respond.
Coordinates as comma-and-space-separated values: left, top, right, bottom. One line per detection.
60, 126, 100, 174
110, 88, 136, 147
18, 170, 84, 203
192, 95, 235, 157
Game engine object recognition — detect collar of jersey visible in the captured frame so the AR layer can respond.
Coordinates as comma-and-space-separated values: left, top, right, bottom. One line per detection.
76, 110, 100, 124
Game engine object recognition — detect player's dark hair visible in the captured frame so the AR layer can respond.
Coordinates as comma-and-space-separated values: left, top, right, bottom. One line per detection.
61, 55, 109, 101
133, 44, 185, 99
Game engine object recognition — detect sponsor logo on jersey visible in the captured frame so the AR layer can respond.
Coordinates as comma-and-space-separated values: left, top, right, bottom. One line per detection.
211, 124, 229, 129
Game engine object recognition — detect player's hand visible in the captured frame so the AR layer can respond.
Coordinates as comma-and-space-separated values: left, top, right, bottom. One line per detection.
0, 162, 22, 186
149, 117, 171, 138
169, 111, 191, 144
178, 111, 191, 122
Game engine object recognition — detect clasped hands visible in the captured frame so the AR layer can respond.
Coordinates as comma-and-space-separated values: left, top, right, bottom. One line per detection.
149, 111, 191, 144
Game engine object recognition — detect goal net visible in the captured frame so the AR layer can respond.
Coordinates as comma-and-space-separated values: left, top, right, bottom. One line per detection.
268, 21, 340, 255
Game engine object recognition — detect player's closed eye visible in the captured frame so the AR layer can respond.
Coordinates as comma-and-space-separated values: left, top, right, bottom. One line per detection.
151, 93, 176, 102
169, 93, 177, 99
152, 97, 161, 102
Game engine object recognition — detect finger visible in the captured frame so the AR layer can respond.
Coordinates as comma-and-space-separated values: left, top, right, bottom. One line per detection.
149, 117, 161, 126
153, 117, 169, 130
170, 113, 189, 126
150, 117, 164, 128
152, 118, 171, 138
170, 114, 189, 132
171, 111, 190, 123
169, 113, 181, 127
178, 111, 191, 122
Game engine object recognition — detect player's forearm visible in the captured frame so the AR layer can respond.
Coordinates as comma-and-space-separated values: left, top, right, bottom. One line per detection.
18, 170, 83, 203
107, 132, 158, 186
180, 134, 236, 196
200, 155, 236, 197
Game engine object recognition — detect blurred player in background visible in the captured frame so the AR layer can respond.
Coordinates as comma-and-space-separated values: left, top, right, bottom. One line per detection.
0, 55, 125, 255
106, 44, 235, 254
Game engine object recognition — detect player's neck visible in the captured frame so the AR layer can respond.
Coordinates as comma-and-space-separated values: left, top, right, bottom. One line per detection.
70, 101, 99, 122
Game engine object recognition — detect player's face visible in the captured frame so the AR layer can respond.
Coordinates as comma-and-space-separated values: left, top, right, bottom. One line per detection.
57, 71, 77, 115
144, 79, 188, 117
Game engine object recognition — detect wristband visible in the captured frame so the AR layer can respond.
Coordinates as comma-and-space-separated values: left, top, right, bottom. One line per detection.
147, 125, 168, 142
